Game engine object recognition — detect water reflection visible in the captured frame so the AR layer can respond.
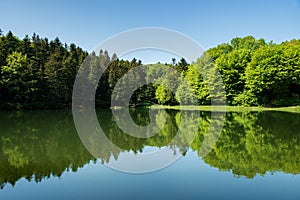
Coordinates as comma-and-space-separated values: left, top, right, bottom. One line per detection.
202, 111, 300, 178
1, 109, 300, 189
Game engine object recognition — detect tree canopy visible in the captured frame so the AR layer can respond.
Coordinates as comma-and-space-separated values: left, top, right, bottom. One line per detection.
0, 30, 299, 109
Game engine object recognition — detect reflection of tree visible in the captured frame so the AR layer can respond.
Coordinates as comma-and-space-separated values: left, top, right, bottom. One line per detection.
0, 111, 96, 189
197, 112, 300, 178
98, 109, 180, 152
1, 110, 300, 189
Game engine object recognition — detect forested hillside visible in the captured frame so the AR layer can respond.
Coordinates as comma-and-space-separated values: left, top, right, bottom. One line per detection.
0, 30, 299, 109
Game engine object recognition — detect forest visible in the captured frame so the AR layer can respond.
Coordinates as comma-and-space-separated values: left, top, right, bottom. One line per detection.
0, 30, 300, 109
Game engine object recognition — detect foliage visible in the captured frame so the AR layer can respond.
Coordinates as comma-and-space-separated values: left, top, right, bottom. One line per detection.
242, 42, 300, 107
0, 31, 88, 109
0, 30, 299, 109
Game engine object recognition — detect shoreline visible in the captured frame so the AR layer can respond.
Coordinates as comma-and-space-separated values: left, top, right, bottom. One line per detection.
147, 105, 300, 113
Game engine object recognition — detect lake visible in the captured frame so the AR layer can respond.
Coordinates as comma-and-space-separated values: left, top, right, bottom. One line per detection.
1, 108, 300, 199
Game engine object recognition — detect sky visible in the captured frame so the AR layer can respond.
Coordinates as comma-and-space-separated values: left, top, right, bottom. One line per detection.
1, 0, 300, 63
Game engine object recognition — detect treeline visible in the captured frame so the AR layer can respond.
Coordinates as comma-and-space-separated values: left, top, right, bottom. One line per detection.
153, 36, 300, 107
0, 30, 87, 109
100, 36, 300, 108
0, 30, 300, 109
183, 36, 300, 107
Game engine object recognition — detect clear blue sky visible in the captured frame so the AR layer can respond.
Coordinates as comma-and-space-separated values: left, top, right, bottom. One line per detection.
1, 0, 300, 63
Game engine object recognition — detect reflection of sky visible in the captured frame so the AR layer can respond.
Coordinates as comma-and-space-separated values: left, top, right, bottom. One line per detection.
137, 145, 167, 153
2, 149, 300, 200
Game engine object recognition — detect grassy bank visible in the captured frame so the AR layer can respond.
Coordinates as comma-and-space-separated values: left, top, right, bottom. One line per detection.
148, 105, 300, 113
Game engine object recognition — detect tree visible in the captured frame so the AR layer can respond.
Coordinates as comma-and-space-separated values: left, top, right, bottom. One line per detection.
0, 52, 31, 109
215, 49, 252, 105
180, 63, 210, 105
0, 31, 21, 67
230, 36, 265, 51
155, 76, 179, 105
206, 43, 233, 61
172, 58, 176, 65
242, 42, 300, 107
174, 58, 189, 73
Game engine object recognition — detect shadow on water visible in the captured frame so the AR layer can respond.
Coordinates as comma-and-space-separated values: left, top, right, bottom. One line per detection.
1, 109, 300, 189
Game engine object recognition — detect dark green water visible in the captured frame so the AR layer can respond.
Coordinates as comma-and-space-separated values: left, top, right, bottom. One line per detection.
1, 109, 300, 199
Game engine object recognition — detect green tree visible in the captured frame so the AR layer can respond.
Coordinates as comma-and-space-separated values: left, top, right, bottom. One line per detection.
242, 42, 300, 107
174, 57, 189, 73
0, 52, 31, 109
178, 63, 210, 105
155, 68, 180, 105
215, 49, 252, 104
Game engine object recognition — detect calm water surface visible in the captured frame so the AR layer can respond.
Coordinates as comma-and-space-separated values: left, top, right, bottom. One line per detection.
1, 109, 300, 199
